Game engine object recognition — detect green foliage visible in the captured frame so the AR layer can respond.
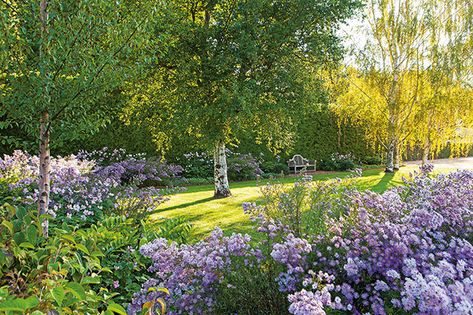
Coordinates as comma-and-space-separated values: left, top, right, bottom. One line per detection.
260, 160, 289, 176
293, 107, 378, 162
125, 0, 361, 155
318, 153, 358, 171
0, 0, 167, 145
0, 202, 189, 313
227, 153, 262, 181
214, 257, 287, 315
0, 204, 119, 313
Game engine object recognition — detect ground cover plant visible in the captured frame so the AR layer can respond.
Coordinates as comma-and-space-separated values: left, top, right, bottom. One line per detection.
131, 166, 473, 314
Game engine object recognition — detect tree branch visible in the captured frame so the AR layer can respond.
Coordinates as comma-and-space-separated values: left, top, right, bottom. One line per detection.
47, 18, 146, 132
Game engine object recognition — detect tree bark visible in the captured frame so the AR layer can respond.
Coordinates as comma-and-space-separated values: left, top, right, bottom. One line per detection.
38, 111, 51, 237
393, 141, 400, 170
213, 141, 231, 198
38, 0, 50, 237
385, 70, 399, 173
385, 143, 394, 173
422, 138, 431, 165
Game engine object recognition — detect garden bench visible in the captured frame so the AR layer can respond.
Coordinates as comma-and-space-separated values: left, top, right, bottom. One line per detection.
287, 154, 316, 174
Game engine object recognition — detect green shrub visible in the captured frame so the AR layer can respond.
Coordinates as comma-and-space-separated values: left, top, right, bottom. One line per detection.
0, 203, 189, 314
361, 155, 383, 165
0, 204, 124, 314
318, 153, 358, 171
260, 160, 289, 175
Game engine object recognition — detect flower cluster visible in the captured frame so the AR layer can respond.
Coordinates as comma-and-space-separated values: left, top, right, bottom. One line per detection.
129, 228, 262, 314
78, 147, 183, 185
0, 149, 182, 222
272, 168, 473, 314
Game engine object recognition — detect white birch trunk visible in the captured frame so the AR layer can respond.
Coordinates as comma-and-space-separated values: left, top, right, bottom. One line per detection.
213, 141, 231, 198
393, 142, 400, 170
385, 144, 394, 173
38, 111, 51, 237
38, 0, 50, 237
422, 139, 431, 165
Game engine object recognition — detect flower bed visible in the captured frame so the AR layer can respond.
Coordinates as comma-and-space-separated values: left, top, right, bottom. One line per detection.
132, 167, 473, 314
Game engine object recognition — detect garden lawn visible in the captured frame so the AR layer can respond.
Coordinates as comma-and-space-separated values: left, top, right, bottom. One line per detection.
150, 165, 460, 238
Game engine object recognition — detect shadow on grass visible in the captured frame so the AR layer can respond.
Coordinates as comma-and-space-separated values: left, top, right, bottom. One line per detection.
371, 171, 395, 193
153, 196, 215, 212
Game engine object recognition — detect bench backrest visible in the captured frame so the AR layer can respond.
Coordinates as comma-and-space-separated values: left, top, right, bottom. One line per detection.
293, 154, 305, 165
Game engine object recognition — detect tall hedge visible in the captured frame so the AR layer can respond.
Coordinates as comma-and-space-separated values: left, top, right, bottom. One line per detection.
292, 108, 380, 162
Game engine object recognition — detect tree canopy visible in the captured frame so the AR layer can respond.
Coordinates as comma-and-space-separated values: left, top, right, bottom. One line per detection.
124, 0, 361, 196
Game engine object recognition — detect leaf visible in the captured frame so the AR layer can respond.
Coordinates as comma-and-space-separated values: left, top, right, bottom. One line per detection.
66, 282, 86, 300
156, 298, 166, 315
61, 234, 76, 244
157, 288, 170, 295
82, 276, 101, 284
0, 296, 39, 311
26, 225, 38, 244
1, 220, 13, 235
142, 301, 154, 313
147, 287, 169, 295
14, 207, 26, 220
107, 303, 127, 315
19, 242, 35, 249
76, 244, 90, 255
91, 250, 104, 257
12, 231, 25, 244
51, 286, 65, 307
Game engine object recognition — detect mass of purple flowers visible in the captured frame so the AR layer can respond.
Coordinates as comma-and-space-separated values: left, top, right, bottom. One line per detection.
132, 167, 472, 314
0, 149, 182, 221
129, 228, 262, 314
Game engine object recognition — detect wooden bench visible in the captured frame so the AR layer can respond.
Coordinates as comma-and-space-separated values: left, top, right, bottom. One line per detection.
287, 154, 316, 174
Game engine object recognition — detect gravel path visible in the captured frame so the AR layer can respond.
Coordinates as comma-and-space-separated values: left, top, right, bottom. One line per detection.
405, 157, 473, 170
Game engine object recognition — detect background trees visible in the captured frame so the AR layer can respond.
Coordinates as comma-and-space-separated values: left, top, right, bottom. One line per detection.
334, 0, 473, 171
125, 0, 360, 198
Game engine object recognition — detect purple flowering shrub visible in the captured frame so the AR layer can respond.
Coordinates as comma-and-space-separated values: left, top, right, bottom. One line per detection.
0, 150, 182, 224
132, 167, 472, 314
78, 147, 183, 186
129, 228, 263, 314
263, 168, 473, 314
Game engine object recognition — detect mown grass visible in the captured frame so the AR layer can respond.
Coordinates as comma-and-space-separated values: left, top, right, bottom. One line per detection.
149, 165, 457, 238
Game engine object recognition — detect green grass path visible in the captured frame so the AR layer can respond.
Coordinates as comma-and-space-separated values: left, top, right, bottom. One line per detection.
150, 166, 421, 238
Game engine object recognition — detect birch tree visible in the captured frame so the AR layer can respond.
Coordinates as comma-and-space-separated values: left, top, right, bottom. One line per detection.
0, 0, 164, 236
335, 0, 473, 171
125, 0, 360, 198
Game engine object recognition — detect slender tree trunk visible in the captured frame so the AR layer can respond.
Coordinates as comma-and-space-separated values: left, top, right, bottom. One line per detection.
422, 138, 431, 165
385, 117, 396, 173
385, 143, 394, 173
38, 111, 51, 237
393, 141, 400, 170
213, 141, 231, 198
385, 70, 399, 173
38, 0, 50, 237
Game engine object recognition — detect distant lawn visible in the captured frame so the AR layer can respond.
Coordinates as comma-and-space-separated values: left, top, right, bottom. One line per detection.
149, 165, 455, 238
